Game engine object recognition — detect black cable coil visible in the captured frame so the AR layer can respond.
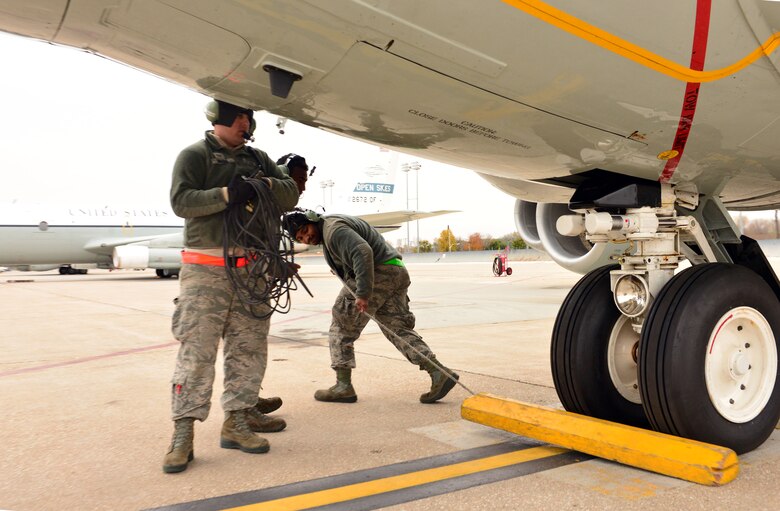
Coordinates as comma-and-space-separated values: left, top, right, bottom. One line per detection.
222, 176, 304, 319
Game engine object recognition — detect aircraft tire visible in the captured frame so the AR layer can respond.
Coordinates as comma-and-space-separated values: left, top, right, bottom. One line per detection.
156, 269, 175, 279
551, 264, 648, 427
639, 263, 780, 453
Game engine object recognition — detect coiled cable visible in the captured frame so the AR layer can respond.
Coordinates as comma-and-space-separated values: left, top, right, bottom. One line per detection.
222, 176, 309, 319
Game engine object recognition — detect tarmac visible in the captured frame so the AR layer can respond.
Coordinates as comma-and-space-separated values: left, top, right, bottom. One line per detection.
0, 255, 778, 510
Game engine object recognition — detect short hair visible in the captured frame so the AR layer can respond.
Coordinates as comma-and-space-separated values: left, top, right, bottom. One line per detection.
282, 211, 316, 238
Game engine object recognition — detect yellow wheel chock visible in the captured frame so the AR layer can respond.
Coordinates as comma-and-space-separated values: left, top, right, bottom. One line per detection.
461, 393, 738, 485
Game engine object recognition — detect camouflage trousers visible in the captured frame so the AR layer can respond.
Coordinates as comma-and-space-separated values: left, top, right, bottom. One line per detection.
328, 264, 433, 369
170, 263, 271, 421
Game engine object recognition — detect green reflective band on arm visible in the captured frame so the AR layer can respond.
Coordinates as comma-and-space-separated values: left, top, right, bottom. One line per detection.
383, 258, 405, 267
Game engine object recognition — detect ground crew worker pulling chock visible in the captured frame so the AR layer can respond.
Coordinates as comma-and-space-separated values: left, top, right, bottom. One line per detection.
283, 210, 471, 404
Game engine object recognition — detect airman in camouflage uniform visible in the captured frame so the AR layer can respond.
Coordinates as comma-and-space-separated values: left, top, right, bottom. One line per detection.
162, 101, 299, 474
283, 211, 459, 404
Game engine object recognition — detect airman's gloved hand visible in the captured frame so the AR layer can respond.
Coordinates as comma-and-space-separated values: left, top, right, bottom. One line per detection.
227, 174, 255, 207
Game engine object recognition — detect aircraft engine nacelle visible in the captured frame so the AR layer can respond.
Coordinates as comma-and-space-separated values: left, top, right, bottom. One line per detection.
112, 246, 182, 270
514, 199, 544, 251
514, 199, 628, 274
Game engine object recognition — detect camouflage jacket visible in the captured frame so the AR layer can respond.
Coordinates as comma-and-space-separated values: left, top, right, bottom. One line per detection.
321, 215, 401, 299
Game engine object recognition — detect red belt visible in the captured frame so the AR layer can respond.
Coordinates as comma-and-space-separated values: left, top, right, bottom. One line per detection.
181, 252, 247, 268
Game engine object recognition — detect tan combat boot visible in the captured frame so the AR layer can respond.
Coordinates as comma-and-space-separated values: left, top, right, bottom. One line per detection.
220, 410, 270, 453
163, 418, 194, 473
255, 396, 283, 414
314, 368, 357, 403
420, 358, 459, 403
245, 407, 287, 433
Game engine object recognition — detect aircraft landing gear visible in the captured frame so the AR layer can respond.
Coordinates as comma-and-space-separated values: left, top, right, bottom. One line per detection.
59, 266, 87, 275
551, 265, 647, 427
156, 269, 178, 279
639, 263, 780, 453
552, 177, 780, 453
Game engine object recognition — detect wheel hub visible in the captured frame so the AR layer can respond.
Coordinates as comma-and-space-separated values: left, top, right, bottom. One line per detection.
729, 352, 750, 378
705, 307, 778, 423
608, 315, 641, 404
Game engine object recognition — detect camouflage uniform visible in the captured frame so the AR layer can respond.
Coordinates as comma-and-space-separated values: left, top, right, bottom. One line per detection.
320, 215, 434, 369
330, 264, 433, 368
171, 263, 271, 420
168, 131, 298, 422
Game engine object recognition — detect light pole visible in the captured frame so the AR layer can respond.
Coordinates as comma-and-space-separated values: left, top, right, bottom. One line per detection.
320, 179, 334, 208
400, 161, 421, 251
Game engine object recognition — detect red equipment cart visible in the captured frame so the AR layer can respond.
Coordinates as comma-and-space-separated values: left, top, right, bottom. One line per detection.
492, 247, 512, 276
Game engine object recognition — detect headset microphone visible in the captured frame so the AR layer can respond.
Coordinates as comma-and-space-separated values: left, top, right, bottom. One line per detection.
243, 132, 255, 142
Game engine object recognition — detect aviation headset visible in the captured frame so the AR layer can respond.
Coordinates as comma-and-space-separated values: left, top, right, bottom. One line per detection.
276, 153, 316, 176
282, 208, 322, 239
204, 100, 256, 139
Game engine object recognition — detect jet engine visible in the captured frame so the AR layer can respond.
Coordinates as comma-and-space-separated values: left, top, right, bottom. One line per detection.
112, 246, 182, 270
514, 199, 628, 274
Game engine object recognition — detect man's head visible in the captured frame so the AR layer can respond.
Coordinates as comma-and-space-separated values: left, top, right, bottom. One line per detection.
205, 100, 255, 147
277, 154, 309, 196
283, 210, 322, 245
289, 166, 307, 195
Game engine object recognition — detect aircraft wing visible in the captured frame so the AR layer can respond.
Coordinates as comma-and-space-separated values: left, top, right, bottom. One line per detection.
358, 210, 459, 233
82, 232, 184, 255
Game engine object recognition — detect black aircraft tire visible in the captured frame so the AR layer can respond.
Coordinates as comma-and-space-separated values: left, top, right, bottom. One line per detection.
639, 263, 780, 453
551, 264, 648, 427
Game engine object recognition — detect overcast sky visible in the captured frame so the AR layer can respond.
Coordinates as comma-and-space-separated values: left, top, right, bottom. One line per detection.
0, 32, 519, 244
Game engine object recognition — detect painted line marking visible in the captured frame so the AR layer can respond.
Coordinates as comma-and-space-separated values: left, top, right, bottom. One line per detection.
500, 0, 779, 83
149, 442, 584, 511
230, 446, 567, 511
0, 341, 178, 377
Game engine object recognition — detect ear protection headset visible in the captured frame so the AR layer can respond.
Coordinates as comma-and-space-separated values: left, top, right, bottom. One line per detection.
304, 209, 321, 222
276, 153, 316, 176
204, 100, 256, 139
282, 209, 323, 239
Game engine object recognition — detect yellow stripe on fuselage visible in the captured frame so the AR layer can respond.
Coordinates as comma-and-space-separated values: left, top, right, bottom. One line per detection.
501, 0, 780, 83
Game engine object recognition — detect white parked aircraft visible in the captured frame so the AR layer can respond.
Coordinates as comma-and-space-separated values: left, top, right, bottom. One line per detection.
1, 0, 779, 453
0, 203, 184, 277
0, 152, 455, 277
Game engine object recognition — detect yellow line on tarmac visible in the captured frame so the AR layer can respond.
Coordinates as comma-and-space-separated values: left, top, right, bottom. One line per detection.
462, 393, 739, 486
501, 0, 780, 83
225, 445, 567, 511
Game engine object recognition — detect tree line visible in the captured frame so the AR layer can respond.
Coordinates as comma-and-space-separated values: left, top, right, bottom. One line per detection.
396, 213, 780, 253
399, 228, 528, 253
